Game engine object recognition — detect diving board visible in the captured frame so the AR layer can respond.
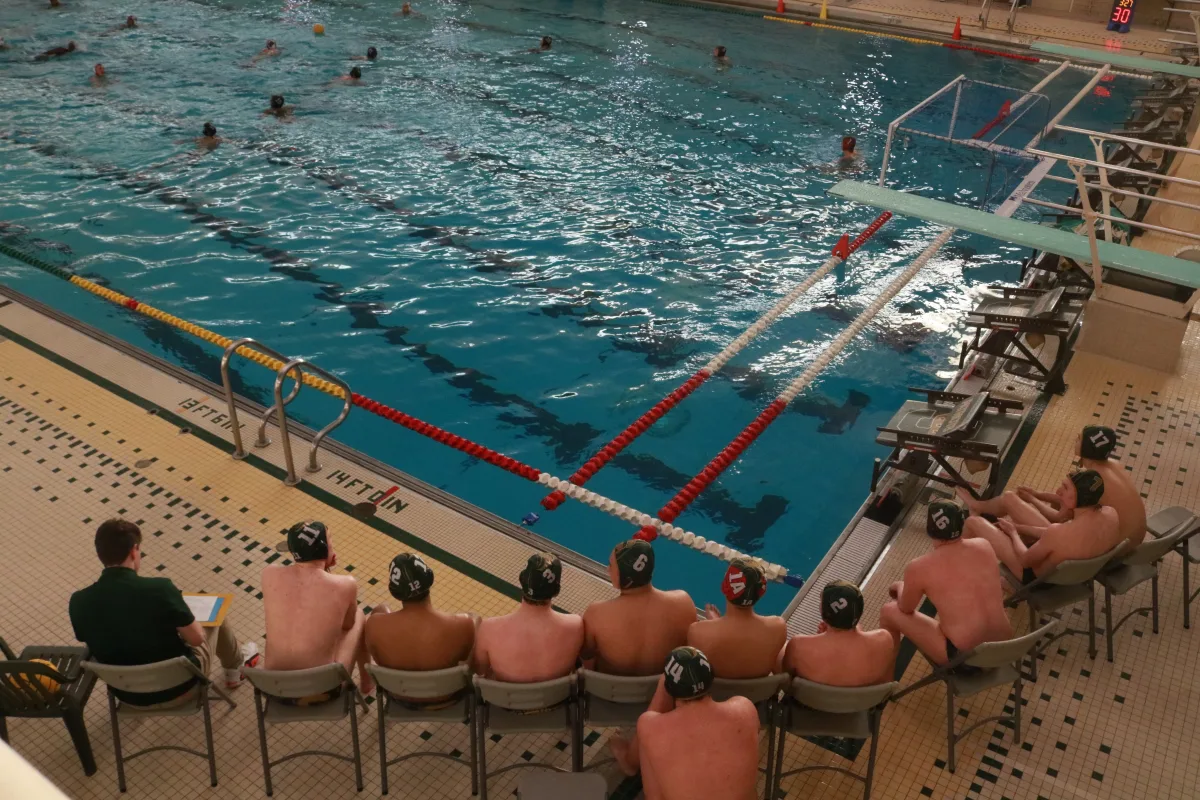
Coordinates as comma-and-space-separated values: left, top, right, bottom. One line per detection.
1030, 43, 1200, 79
828, 180, 1200, 290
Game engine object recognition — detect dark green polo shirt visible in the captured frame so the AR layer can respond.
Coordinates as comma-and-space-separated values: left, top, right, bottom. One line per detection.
69, 567, 200, 705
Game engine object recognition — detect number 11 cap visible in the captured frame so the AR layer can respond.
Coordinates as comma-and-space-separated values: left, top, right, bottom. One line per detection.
276, 520, 330, 562
388, 553, 435, 601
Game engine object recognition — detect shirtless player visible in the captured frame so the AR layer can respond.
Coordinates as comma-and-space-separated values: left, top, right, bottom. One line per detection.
880, 502, 1013, 668
688, 558, 786, 679
262, 521, 373, 694
473, 553, 583, 682
637, 647, 760, 800
965, 469, 1123, 582
781, 580, 897, 686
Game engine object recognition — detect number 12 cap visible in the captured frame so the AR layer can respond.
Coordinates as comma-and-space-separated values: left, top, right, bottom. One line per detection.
389, 553, 435, 601
276, 520, 330, 562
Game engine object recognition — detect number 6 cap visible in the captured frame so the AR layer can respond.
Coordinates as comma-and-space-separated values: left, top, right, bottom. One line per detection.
663, 646, 714, 700
519, 552, 562, 603
927, 501, 965, 541
613, 539, 655, 589
277, 520, 330, 562
388, 553, 435, 601
721, 557, 766, 607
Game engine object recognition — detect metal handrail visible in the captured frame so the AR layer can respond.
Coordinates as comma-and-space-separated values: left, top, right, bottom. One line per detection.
1052, 125, 1200, 157
219, 338, 295, 459
1024, 197, 1200, 243
1028, 149, 1200, 190
1041, 174, 1200, 215
272, 359, 352, 485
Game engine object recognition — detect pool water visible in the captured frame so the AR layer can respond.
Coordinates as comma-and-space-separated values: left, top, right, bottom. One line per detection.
0, 0, 1136, 611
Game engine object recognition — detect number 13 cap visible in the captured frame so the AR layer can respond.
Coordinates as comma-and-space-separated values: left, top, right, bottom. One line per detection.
277, 520, 330, 562
389, 552, 435, 601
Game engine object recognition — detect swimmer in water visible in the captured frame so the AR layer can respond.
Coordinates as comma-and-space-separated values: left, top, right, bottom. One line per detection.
330, 66, 363, 85
263, 94, 294, 119
196, 122, 222, 150
89, 63, 108, 86
252, 39, 281, 62
840, 135, 859, 163
49, 0, 62, 8
121, 15, 137, 28
35, 40, 75, 60
713, 45, 731, 67
529, 35, 552, 52
351, 46, 378, 61
398, 2, 413, 14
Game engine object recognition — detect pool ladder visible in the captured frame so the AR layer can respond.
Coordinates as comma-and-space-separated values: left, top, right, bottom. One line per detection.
219, 338, 352, 486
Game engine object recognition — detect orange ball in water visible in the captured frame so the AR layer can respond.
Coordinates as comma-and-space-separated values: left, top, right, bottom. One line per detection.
313, 23, 325, 35
8, 659, 62, 695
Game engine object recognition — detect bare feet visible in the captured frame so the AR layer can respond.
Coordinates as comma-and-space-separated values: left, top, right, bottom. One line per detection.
955, 486, 982, 514
609, 734, 638, 776
357, 666, 375, 696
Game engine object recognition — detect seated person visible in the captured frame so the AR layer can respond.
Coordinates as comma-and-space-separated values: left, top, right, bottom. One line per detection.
583, 540, 696, 676
780, 580, 896, 687
262, 521, 373, 695
961, 425, 1145, 553
473, 552, 583, 682
365, 552, 477, 673
636, 647, 760, 800
70, 520, 247, 707
880, 502, 1013, 669
688, 558, 785, 679
965, 470, 1123, 582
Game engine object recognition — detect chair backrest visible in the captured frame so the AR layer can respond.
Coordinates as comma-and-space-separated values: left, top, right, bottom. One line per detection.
964, 620, 1061, 670
579, 670, 659, 705
367, 663, 470, 700
243, 663, 348, 699
711, 674, 789, 704
787, 677, 898, 714
83, 657, 201, 694
1028, 286, 1065, 318
1122, 526, 1188, 566
1044, 543, 1126, 585
474, 674, 575, 711
0, 661, 70, 711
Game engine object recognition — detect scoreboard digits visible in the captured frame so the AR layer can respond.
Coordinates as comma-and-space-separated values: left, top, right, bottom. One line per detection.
1107, 0, 1135, 33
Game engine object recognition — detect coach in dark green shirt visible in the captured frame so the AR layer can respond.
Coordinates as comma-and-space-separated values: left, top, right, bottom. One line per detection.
70, 520, 204, 705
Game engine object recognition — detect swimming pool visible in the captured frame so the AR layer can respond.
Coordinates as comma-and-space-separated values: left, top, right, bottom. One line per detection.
0, 0, 1137, 611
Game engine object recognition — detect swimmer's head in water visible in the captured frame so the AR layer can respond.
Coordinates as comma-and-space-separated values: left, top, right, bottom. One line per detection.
126, 15, 137, 27
202, 122, 217, 138
541, 36, 552, 48
820, 580, 864, 630
402, 2, 412, 11
1067, 469, 1105, 508
842, 135, 856, 154
67, 41, 77, 51
94, 63, 104, 77
367, 46, 378, 59
270, 94, 285, 109
266, 39, 276, 50
927, 500, 965, 541
714, 45, 726, 58
350, 66, 362, 79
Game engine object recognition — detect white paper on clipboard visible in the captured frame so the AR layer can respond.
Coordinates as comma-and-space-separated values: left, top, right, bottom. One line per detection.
184, 595, 221, 624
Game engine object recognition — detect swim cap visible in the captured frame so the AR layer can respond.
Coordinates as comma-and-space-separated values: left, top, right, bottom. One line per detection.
613, 539, 654, 590
350, 67, 362, 79
271, 95, 285, 109
1080, 425, 1117, 460
266, 40, 276, 49
388, 553, 434, 601
1070, 469, 1105, 508
927, 501, 965, 540
721, 557, 766, 607
519, 552, 561, 603
842, 135, 857, 151
367, 46, 378, 59
663, 646, 713, 700
202, 122, 216, 137
280, 520, 329, 562
820, 580, 864, 630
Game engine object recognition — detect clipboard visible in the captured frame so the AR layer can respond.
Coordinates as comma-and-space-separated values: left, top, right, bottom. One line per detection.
183, 593, 232, 628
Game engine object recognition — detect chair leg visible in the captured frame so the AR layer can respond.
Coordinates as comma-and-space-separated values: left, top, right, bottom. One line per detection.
477, 710, 489, 800
253, 691, 273, 797
468, 695, 479, 797
763, 712, 777, 800
0, 715, 8, 743
349, 696, 363, 792
772, 723, 788, 800
202, 688, 218, 787
1152, 573, 1160, 634
1105, 586, 1114, 663
107, 691, 127, 793
1184, 552, 1191, 630
378, 695, 389, 796
570, 703, 583, 773
864, 711, 881, 800
1026, 605, 1038, 682
1088, 593, 1097, 660
1012, 676, 1023, 746
946, 685, 957, 774
64, 708, 97, 776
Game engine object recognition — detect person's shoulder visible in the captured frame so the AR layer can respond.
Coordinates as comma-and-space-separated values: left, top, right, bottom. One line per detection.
719, 693, 759, 719
137, 574, 181, 593
760, 613, 787, 631
69, 580, 98, 607
662, 588, 697, 612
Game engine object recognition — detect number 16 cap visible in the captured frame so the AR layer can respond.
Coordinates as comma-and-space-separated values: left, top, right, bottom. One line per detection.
276, 520, 330, 562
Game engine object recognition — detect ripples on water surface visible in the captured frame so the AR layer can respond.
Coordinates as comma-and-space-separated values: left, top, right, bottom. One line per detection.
0, 0, 1135, 608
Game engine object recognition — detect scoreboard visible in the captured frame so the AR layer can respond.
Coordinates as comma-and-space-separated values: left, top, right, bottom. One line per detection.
1107, 0, 1135, 33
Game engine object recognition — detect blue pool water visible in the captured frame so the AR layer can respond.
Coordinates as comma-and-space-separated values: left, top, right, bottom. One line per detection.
0, 0, 1136, 610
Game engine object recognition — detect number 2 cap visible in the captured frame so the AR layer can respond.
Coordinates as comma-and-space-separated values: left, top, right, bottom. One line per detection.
663, 646, 714, 700
927, 501, 965, 541
388, 553, 434, 601
276, 520, 330, 562
519, 552, 562, 602
613, 539, 655, 589
721, 557, 766, 607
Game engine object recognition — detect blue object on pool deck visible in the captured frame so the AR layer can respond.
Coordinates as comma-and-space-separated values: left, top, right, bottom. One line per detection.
828, 181, 1200, 289
1029, 43, 1200, 79
521, 512, 540, 527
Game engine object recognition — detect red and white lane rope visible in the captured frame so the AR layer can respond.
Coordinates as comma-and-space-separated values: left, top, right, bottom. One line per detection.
538, 212, 893, 512
635, 226, 956, 541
